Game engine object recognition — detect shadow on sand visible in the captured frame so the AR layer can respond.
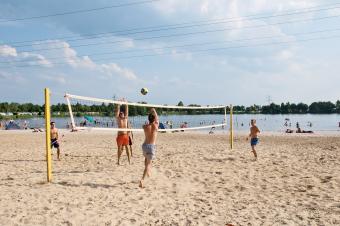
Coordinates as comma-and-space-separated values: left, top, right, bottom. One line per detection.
0, 159, 45, 163
55, 181, 127, 189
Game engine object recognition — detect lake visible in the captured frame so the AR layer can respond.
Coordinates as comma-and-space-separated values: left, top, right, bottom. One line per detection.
6, 114, 340, 132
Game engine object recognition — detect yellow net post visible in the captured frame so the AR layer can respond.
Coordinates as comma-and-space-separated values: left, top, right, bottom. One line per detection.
45, 88, 52, 182
229, 104, 233, 150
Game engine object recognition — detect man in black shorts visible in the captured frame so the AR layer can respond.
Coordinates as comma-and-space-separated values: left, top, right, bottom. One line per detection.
50, 122, 61, 160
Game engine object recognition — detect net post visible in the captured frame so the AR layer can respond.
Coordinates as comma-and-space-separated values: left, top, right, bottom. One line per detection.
44, 88, 52, 182
229, 104, 233, 150
65, 94, 76, 130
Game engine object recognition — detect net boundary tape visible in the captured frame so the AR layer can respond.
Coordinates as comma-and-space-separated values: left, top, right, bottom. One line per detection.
75, 123, 226, 132
65, 93, 227, 109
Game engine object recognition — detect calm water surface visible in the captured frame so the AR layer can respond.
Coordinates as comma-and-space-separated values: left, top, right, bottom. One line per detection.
7, 114, 340, 132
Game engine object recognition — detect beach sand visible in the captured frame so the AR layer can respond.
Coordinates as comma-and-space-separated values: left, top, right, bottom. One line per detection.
0, 130, 339, 225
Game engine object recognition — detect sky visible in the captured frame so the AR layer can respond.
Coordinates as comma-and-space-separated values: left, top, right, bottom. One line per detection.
0, 0, 340, 106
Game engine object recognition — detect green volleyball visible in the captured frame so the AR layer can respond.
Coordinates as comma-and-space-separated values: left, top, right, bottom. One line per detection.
141, 88, 148, 95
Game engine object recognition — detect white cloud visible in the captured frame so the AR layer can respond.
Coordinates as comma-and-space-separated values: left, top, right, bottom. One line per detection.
33, 40, 96, 69
170, 49, 192, 61
276, 49, 295, 60
40, 74, 66, 84
121, 38, 135, 48
0, 71, 9, 79
0, 44, 52, 67
151, 0, 321, 39
29, 40, 138, 80
20, 52, 52, 67
327, 7, 340, 16
100, 63, 137, 80
153, 0, 319, 18
0, 45, 17, 57
0, 71, 25, 83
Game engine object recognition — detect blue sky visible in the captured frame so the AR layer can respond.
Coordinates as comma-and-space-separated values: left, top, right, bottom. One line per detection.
0, 0, 340, 106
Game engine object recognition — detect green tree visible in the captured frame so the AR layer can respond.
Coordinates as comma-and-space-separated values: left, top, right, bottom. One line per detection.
309, 101, 335, 113
296, 103, 308, 113
336, 100, 340, 113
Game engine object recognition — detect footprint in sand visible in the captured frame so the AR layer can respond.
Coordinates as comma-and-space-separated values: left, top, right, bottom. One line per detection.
320, 176, 332, 183
164, 170, 173, 178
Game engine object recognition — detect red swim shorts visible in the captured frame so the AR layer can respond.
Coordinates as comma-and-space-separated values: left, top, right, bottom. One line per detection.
116, 134, 129, 146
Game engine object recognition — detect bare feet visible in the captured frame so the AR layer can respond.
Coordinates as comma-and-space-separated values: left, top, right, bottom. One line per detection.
139, 180, 144, 188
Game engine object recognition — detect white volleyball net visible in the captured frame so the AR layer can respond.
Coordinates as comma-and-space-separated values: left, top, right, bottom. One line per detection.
64, 93, 229, 133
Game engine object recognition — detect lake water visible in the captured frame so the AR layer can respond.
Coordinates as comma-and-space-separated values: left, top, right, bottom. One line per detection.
6, 114, 340, 132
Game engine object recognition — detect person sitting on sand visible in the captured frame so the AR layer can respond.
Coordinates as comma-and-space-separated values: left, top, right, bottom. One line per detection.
296, 128, 314, 134
285, 129, 294, 133
209, 126, 215, 134
247, 119, 260, 160
139, 108, 159, 188
50, 122, 61, 161
180, 122, 188, 132
115, 99, 131, 165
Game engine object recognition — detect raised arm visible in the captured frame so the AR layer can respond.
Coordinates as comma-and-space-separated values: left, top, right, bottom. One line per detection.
115, 103, 120, 118
124, 101, 128, 118
150, 108, 158, 124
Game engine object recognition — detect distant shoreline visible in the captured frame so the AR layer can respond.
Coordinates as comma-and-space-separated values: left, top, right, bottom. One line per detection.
1, 112, 340, 121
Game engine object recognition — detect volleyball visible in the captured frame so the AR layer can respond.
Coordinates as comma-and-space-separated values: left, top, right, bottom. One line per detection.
141, 88, 148, 95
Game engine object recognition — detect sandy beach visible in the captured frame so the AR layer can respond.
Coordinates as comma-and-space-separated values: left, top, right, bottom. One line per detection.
0, 130, 339, 225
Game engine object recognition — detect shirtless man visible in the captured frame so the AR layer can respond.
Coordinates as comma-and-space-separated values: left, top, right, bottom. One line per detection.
115, 99, 131, 165
139, 108, 159, 188
50, 122, 61, 160
247, 119, 260, 160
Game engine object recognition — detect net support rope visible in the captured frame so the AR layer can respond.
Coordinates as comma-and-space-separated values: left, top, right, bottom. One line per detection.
65, 93, 228, 132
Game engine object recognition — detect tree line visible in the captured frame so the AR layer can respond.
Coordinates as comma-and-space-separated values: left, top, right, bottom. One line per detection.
0, 101, 340, 118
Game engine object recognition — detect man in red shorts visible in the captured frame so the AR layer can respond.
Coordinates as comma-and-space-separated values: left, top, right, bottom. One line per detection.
115, 99, 131, 165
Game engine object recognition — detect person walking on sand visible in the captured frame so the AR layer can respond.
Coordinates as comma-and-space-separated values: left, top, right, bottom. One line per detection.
139, 108, 159, 188
50, 122, 61, 160
115, 99, 131, 165
247, 119, 260, 160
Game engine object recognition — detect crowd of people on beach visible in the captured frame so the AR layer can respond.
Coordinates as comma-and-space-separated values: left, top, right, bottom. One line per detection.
0, 120, 31, 130
0, 119, 46, 132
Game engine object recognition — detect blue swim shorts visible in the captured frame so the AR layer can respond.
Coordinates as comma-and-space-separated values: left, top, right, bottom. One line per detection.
142, 143, 156, 160
250, 138, 259, 146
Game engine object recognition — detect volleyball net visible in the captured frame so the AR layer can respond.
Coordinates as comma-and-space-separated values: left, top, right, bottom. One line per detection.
64, 93, 231, 133
44, 89, 234, 182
